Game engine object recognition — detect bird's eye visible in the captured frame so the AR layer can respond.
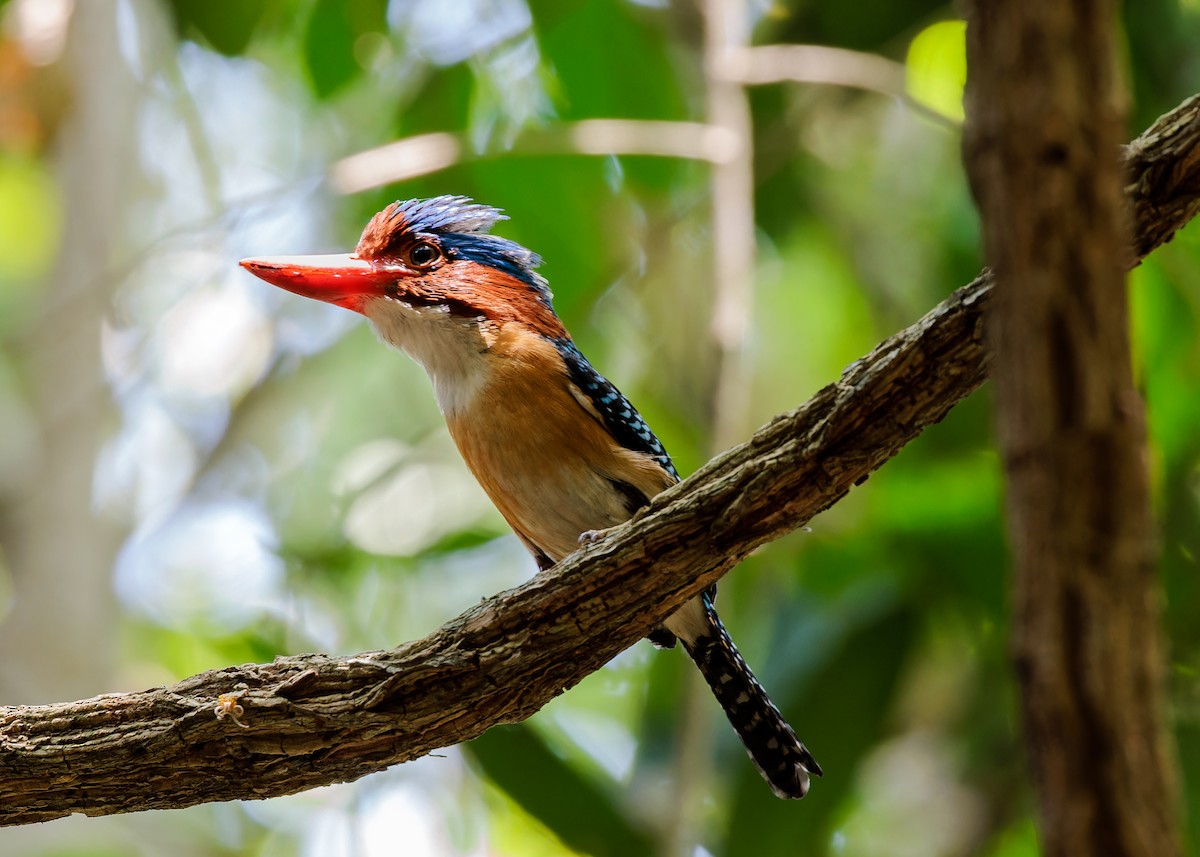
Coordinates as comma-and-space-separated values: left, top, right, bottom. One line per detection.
407, 241, 441, 269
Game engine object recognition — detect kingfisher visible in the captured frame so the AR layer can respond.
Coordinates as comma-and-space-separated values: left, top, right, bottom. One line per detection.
240, 195, 821, 798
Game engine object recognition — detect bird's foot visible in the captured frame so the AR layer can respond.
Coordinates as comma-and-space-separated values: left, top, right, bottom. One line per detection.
578, 526, 615, 546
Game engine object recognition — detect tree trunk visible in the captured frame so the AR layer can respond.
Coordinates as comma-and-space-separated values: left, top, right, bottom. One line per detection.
964, 2, 1182, 856
0, 0, 132, 705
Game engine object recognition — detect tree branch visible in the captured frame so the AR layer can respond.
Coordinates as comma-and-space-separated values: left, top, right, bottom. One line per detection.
2, 94, 1199, 827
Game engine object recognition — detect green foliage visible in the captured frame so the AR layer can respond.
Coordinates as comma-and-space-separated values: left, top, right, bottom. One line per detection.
166, 0, 268, 55
0, 154, 58, 325
763, 0, 948, 52
303, 0, 388, 98
532, 0, 688, 122
906, 20, 967, 120
6, 1, 1198, 856
468, 726, 657, 857
727, 600, 919, 857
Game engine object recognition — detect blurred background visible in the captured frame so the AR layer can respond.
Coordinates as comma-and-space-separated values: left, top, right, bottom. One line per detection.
0, 0, 1197, 855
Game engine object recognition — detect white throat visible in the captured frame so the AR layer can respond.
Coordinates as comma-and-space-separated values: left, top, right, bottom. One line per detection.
362, 297, 490, 416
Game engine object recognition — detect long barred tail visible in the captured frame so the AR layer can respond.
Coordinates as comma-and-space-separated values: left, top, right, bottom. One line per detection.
682, 597, 822, 799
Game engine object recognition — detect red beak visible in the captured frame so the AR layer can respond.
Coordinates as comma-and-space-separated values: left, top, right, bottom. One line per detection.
239, 254, 410, 314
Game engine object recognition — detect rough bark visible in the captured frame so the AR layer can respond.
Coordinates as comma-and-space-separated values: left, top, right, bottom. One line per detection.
965, 4, 1181, 857
1, 92, 1199, 827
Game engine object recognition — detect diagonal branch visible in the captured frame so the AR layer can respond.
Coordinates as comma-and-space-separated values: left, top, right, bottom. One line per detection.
2, 95, 1199, 828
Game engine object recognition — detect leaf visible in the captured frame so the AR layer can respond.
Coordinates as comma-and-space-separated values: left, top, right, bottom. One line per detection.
723, 602, 919, 857
1176, 718, 1200, 856
467, 724, 657, 857
532, 0, 686, 121
166, 0, 268, 56
905, 20, 967, 122
394, 62, 476, 136
303, 0, 361, 98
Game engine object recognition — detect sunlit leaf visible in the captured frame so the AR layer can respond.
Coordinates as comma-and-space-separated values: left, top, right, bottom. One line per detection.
906, 20, 967, 122
982, 819, 1040, 857
0, 154, 58, 309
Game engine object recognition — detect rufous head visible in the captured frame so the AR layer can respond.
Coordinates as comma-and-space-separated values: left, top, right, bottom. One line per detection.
240, 196, 565, 338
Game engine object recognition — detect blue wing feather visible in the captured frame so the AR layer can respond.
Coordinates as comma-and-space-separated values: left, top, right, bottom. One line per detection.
551, 338, 679, 481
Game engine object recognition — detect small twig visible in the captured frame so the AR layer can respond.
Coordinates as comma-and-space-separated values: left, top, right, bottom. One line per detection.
720, 44, 960, 130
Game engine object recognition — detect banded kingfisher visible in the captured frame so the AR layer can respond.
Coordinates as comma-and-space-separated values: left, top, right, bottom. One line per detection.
240, 196, 821, 799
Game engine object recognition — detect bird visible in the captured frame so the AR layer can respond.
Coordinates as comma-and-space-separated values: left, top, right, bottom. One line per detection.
240, 195, 821, 799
